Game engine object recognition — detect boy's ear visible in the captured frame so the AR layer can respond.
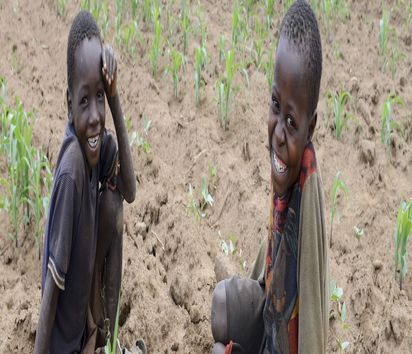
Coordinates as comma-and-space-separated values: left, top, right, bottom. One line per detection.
307, 110, 317, 142
66, 88, 73, 123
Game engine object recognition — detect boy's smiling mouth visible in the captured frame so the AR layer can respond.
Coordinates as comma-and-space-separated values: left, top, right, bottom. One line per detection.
87, 134, 100, 150
273, 151, 288, 174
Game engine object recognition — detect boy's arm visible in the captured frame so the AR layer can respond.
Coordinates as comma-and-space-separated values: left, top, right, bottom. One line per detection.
102, 45, 136, 204
298, 171, 329, 353
34, 272, 59, 354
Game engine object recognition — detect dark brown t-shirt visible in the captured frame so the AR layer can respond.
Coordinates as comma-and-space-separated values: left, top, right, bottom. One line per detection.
41, 123, 117, 353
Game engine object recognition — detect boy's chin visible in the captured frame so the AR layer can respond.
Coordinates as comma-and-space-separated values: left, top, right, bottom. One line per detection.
85, 145, 101, 168
271, 173, 291, 198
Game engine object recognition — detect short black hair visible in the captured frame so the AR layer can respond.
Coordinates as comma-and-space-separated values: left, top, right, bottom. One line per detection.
279, 0, 322, 116
67, 11, 101, 93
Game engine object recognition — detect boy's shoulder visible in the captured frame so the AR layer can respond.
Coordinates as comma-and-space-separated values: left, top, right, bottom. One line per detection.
54, 124, 88, 188
299, 142, 318, 189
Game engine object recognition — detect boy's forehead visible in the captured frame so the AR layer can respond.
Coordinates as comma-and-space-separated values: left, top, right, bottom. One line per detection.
275, 38, 311, 115
73, 36, 102, 76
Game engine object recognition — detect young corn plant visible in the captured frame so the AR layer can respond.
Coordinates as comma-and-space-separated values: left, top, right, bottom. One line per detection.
326, 90, 351, 140
196, 10, 208, 49
149, 5, 163, 77
56, 0, 67, 16
91, 0, 102, 24
194, 46, 208, 105
386, 44, 405, 79
330, 171, 349, 246
165, 48, 184, 98
217, 49, 236, 130
394, 199, 412, 290
80, 0, 90, 11
241, 0, 255, 25
252, 20, 266, 70
380, 94, 404, 151
218, 34, 225, 63
283, 0, 294, 12
130, 0, 138, 20
120, 21, 139, 57
321, 0, 347, 36
379, 9, 390, 56
231, 2, 245, 48
180, 0, 191, 55
265, 0, 275, 30
104, 292, 121, 354
263, 43, 275, 92
0, 94, 50, 248
101, 0, 110, 39
28, 149, 52, 259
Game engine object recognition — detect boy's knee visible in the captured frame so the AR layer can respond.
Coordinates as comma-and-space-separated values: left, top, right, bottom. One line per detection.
99, 189, 123, 236
211, 280, 228, 344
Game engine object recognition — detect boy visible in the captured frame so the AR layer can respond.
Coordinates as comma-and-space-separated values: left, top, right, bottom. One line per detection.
211, 1, 328, 353
34, 11, 135, 353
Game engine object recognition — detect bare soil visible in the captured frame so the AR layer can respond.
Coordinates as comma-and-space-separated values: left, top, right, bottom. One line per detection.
1, 1, 412, 353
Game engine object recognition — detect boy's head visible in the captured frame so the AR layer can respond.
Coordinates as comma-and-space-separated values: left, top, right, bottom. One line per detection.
268, 0, 322, 197
66, 11, 105, 168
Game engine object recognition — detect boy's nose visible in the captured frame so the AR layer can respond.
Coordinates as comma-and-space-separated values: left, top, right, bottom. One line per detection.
89, 100, 100, 126
274, 119, 285, 146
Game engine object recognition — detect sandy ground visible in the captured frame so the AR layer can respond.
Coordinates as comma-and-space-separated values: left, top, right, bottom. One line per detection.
1, 0, 412, 353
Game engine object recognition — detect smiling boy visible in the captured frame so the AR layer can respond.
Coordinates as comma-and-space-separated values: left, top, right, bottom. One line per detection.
34, 11, 135, 353
211, 1, 328, 353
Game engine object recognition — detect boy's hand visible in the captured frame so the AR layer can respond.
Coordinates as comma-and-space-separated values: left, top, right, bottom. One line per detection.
102, 44, 117, 98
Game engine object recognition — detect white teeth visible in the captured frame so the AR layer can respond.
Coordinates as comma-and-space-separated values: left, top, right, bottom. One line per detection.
88, 135, 99, 149
274, 152, 287, 174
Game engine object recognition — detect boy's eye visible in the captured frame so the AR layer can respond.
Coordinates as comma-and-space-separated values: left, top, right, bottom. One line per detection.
97, 90, 104, 100
80, 97, 88, 106
286, 115, 295, 129
271, 95, 280, 112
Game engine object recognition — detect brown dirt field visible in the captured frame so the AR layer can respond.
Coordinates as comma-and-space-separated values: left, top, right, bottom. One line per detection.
1, 0, 412, 353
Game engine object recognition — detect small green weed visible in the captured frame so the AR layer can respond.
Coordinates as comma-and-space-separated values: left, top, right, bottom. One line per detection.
354, 226, 364, 241
219, 232, 238, 256
201, 176, 214, 210
186, 173, 214, 221
330, 171, 349, 246
330, 280, 350, 353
